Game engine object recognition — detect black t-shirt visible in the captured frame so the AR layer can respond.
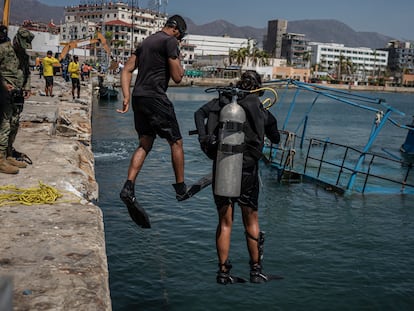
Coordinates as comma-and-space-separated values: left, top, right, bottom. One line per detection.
132, 31, 180, 98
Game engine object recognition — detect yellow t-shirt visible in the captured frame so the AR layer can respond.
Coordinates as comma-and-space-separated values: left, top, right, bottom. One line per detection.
42, 56, 60, 77
68, 61, 80, 79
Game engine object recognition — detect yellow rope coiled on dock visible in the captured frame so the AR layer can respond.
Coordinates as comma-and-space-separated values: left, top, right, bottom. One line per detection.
0, 182, 63, 206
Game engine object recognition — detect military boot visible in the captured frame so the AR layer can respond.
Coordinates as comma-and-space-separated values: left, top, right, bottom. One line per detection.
0, 153, 19, 174
6, 156, 27, 168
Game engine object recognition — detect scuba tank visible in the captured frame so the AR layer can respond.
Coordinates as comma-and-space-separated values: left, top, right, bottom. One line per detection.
214, 92, 246, 197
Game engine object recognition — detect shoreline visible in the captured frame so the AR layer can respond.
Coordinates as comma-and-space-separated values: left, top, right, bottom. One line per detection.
175, 77, 414, 93
107, 73, 414, 93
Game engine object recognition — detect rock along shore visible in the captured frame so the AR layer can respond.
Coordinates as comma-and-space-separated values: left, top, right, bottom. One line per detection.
0, 74, 111, 310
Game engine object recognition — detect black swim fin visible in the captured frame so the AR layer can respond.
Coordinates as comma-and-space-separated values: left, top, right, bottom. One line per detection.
120, 181, 151, 228
127, 200, 151, 229
266, 274, 284, 281
178, 173, 212, 201
250, 272, 284, 283
217, 273, 247, 285
230, 276, 247, 283
121, 196, 151, 228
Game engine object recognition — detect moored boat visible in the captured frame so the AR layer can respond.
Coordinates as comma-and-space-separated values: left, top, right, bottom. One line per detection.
97, 75, 119, 100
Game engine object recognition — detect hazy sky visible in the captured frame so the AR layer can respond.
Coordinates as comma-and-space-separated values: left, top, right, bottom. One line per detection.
37, 0, 413, 40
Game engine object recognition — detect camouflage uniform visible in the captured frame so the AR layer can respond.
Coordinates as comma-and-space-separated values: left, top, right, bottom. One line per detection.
0, 27, 33, 156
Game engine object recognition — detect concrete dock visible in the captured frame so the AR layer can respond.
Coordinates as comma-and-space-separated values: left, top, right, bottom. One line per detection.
0, 75, 112, 310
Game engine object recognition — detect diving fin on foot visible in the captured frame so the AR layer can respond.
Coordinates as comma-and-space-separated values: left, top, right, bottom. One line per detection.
121, 197, 151, 228
217, 274, 247, 285
178, 173, 212, 201
229, 275, 247, 283
250, 272, 284, 283
266, 274, 284, 281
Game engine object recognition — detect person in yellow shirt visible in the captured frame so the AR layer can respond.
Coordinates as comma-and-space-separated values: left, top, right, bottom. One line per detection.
68, 55, 81, 100
42, 50, 60, 96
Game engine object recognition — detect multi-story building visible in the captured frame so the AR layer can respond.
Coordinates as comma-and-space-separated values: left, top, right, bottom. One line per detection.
380, 40, 414, 77
62, 1, 167, 62
264, 19, 288, 58
309, 42, 388, 81
182, 34, 249, 56
281, 33, 311, 68
60, 20, 96, 42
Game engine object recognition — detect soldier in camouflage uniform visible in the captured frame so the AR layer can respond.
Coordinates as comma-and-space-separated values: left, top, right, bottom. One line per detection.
0, 71, 10, 125
0, 26, 34, 174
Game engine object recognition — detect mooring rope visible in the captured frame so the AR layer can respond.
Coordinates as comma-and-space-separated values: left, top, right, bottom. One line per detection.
0, 182, 63, 206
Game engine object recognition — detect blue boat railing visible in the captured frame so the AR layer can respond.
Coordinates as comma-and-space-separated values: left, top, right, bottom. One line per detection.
260, 79, 414, 194
263, 133, 414, 194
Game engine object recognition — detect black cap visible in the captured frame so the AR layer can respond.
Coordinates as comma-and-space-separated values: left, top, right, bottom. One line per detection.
166, 15, 187, 40
47, 50, 53, 55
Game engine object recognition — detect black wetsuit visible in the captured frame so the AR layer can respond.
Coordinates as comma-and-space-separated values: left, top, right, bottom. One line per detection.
194, 93, 280, 209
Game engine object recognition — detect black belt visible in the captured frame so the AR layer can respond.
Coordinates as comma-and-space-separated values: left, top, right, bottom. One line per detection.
218, 143, 245, 154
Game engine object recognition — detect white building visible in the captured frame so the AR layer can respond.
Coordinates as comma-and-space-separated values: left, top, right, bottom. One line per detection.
309, 42, 389, 80
8, 25, 88, 59
61, 2, 251, 67
182, 34, 249, 56
60, 20, 97, 42
63, 1, 167, 61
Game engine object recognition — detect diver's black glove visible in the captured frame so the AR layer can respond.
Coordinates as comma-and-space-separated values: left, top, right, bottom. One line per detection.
198, 135, 209, 145
198, 135, 217, 160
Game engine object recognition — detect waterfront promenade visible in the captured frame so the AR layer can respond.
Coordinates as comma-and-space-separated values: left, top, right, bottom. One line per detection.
178, 77, 414, 93
0, 76, 111, 310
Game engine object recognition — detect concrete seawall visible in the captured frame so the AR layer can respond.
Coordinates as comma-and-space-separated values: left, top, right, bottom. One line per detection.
0, 76, 111, 310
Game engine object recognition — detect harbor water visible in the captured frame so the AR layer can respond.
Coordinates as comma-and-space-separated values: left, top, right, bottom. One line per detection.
92, 86, 414, 310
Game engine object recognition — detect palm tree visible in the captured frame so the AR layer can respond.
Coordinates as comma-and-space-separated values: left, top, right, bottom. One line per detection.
104, 31, 113, 45
336, 53, 346, 80
257, 50, 269, 66
235, 47, 249, 66
302, 51, 312, 69
228, 49, 238, 66
229, 46, 269, 71
344, 57, 354, 79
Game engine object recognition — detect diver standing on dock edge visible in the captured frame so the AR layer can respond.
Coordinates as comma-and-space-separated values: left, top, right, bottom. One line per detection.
117, 14, 189, 228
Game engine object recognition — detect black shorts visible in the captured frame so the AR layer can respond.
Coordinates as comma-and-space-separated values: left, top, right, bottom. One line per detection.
71, 77, 80, 89
213, 163, 260, 210
44, 76, 53, 87
132, 96, 182, 142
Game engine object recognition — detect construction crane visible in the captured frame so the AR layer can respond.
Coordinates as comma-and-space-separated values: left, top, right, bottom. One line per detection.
2, 0, 10, 26
59, 32, 112, 61
35, 32, 112, 75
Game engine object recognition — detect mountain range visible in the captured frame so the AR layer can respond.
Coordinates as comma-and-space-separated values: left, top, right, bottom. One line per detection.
2, 0, 397, 49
